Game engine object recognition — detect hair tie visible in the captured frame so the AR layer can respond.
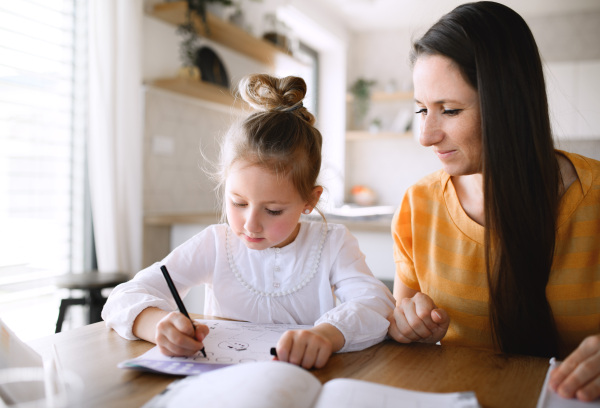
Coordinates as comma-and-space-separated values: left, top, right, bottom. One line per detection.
275, 102, 303, 113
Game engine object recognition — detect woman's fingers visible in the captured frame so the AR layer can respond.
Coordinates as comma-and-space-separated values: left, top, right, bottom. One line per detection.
550, 335, 600, 401
388, 292, 450, 344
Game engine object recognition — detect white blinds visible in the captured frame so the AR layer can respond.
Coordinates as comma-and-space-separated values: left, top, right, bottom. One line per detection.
0, 0, 88, 284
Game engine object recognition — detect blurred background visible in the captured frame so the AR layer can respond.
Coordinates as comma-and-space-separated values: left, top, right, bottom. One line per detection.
1, 0, 599, 341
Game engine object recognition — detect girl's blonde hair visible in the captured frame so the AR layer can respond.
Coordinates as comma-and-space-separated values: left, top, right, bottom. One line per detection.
216, 74, 323, 221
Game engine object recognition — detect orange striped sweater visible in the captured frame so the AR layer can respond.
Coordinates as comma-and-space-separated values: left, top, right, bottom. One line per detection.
393, 151, 600, 355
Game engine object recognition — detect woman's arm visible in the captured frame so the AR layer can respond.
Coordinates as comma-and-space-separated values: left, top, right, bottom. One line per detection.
387, 279, 450, 344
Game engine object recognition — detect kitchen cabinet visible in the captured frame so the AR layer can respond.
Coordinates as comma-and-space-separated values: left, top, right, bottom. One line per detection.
147, 1, 303, 106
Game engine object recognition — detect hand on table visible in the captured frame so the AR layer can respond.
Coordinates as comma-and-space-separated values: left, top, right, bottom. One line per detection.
155, 311, 209, 357
549, 334, 600, 402
387, 292, 449, 344
273, 323, 344, 369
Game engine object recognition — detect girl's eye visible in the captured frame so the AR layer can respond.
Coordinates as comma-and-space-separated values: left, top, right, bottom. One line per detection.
266, 209, 283, 216
415, 108, 427, 115
232, 202, 246, 207
443, 109, 462, 116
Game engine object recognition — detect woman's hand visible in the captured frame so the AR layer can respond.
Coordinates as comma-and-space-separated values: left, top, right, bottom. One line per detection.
387, 291, 449, 344
274, 323, 345, 369
155, 311, 209, 357
549, 334, 600, 401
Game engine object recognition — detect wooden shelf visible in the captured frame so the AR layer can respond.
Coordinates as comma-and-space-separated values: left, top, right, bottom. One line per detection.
150, 1, 299, 67
346, 130, 413, 141
346, 90, 414, 103
148, 77, 249, 110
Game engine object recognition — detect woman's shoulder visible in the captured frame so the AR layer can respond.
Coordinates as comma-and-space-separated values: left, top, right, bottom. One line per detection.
560, 150, 600, 189
405, 168, 447, 197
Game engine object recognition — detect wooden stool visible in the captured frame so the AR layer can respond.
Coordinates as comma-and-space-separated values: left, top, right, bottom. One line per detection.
54, 271, 129, 333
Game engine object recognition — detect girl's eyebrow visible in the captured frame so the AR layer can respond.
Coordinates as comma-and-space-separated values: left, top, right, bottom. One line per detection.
229, 192, 291, 205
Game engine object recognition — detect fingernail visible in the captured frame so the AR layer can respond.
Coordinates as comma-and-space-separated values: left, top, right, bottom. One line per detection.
433, 310, 442, 320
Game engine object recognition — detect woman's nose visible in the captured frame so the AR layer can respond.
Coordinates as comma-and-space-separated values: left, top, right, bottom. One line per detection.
418, 115, 444, 147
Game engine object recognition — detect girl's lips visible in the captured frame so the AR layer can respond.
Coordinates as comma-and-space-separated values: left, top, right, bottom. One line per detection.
244, 235, 264, 243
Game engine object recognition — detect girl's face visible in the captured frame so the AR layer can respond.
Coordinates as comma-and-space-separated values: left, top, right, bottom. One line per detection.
413, 54, 482, 176
225, 161, 321, 250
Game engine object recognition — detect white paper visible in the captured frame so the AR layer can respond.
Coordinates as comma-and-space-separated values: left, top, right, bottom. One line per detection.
120, 320, 311, 375
144, 360, 480, 408
315, 378, 480, 408
536, 358, 600, 408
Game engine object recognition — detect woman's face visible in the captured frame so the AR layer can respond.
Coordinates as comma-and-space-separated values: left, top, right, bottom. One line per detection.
413, 54, 482, 176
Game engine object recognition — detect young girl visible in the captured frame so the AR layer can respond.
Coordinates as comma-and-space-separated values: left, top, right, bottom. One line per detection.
102, 74, 395, 370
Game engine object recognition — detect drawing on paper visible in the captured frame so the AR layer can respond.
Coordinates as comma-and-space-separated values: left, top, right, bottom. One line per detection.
119, 320, 311, 376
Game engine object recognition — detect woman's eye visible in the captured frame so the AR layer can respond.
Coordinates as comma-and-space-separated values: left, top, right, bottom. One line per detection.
443, 109, 461, 116
266, 209, 283, 216
415, 108, 427, 115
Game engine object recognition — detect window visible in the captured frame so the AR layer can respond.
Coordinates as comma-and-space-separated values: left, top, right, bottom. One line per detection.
0, 0, 89, 340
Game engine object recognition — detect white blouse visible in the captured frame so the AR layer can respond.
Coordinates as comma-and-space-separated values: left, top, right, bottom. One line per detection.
102, 221, 395, 352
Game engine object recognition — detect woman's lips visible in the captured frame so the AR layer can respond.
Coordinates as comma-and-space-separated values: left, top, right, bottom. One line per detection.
436, 149, 456, 159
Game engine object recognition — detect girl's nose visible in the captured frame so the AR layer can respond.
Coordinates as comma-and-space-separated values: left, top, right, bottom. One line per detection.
418, 114, 444, 147
244, 209, 262, 234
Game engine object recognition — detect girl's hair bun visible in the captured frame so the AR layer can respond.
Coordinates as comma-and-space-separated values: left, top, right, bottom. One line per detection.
239, 74, 315, 125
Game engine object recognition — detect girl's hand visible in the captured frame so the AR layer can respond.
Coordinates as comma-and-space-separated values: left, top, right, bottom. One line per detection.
549, 334, 600, 402
155, 311, 209, 357
274, 323, 344, 369
387, 292, 449, 344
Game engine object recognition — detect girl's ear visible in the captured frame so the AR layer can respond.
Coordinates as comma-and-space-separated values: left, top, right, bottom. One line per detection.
309, 186, 323, 207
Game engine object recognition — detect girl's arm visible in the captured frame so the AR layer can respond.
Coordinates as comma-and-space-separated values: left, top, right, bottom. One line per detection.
314, 225, 396, 353
387, 279, 449, 344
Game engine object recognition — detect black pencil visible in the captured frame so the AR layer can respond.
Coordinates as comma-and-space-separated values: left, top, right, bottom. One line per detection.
160, 265, 206, 358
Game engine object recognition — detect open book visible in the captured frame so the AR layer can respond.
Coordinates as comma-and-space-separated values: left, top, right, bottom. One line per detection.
144, 360, 481, 408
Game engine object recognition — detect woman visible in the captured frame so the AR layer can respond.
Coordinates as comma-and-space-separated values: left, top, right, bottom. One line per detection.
387, 1, 600, 402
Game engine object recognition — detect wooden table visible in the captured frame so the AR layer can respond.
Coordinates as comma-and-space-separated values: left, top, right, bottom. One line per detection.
28, 320, 549, 408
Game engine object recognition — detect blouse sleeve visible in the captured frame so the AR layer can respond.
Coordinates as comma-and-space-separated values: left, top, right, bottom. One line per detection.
314, 225, 395, 352
101, 225, 220, 340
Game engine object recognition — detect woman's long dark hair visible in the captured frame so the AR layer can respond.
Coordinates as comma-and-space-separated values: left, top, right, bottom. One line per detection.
410, 2, 561, 357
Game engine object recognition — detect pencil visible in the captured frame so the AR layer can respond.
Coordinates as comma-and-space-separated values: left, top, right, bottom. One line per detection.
160, 265, 206, 358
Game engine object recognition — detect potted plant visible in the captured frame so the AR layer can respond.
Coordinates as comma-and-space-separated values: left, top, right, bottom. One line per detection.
171, 0, 233, 69
349, 78, 376, 129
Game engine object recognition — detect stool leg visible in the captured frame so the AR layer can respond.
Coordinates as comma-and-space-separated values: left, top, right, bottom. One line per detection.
56, 299, 68, 333
55, 298, 86, 333
88, 289, 107, 324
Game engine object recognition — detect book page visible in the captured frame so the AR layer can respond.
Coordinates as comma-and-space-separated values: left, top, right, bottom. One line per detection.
536, 358, 600, 408
120, 320, 311, 375
314, 378, 481, 408
161, 361, 322, 408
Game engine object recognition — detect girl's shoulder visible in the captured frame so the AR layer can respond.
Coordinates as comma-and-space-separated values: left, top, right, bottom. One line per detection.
299, 220, 352, 245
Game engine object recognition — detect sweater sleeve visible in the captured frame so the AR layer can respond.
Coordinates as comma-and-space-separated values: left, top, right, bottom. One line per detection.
101, 225, 220, 340
314, 225, 395, 352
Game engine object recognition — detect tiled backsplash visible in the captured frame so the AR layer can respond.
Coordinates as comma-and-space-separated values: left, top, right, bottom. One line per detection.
143, 87, 241, 215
